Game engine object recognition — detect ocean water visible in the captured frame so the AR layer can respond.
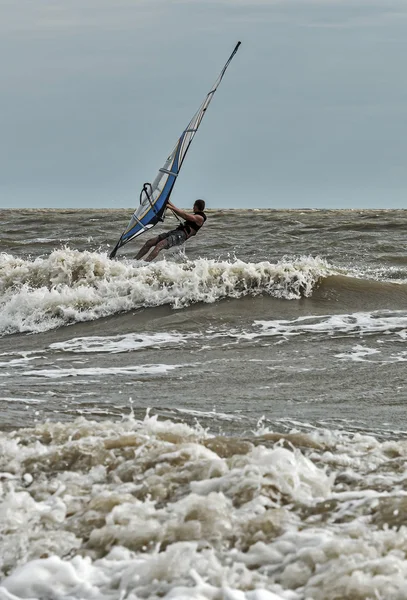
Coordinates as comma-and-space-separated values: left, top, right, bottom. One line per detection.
1, 208, 407, 600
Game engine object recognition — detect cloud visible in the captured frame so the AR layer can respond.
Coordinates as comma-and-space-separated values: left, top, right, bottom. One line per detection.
167, 0, 407, 30
0, 0, 167, 35
303, 7, 407, 30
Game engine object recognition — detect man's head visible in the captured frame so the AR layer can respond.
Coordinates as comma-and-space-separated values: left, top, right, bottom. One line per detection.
193, 199, 205, 212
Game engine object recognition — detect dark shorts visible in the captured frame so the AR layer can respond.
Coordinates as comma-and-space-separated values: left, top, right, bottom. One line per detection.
157, 228, 188, 249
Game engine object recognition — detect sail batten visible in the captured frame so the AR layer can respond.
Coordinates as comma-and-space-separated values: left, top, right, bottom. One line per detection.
110, 42, 241, 259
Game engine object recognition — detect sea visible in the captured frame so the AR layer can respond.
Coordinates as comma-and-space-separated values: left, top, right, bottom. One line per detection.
1, 208, 407, 600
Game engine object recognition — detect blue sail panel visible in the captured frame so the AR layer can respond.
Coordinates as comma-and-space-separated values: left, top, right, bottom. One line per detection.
121, 173, 178, 243
118, 138, 183, 245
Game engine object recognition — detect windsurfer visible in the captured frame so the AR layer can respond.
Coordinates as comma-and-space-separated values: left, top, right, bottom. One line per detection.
135, 199, 207, 262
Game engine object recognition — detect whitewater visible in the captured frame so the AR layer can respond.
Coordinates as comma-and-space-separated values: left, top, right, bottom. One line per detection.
0, 249, 331, 336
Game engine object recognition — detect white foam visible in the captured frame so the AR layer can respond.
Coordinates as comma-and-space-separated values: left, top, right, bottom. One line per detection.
50, 332, 194, 354
0, 250, 332, 335
2, 414, 407, 599
335, 344, 381, 362
173, 407, 244, 422
21, 363, 184, 379
0, 397, 41, 404
0, 357, 39, 368
254, 310, 407, 339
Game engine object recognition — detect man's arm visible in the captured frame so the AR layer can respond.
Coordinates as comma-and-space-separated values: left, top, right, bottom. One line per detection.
167, 202, 204, 226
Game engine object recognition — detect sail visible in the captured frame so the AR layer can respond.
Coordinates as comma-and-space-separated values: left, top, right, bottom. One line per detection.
110, 42, 241, 259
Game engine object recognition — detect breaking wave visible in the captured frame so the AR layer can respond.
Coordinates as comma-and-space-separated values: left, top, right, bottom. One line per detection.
0, 249, 332, 336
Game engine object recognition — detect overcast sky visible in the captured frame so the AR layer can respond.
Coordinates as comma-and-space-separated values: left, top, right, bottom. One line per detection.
1, 0, 407, 209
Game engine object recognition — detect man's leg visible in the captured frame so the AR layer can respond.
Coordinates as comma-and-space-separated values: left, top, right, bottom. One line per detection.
145, 230, 187, 262
135, 235, 160, 260
144, 239, 168, 262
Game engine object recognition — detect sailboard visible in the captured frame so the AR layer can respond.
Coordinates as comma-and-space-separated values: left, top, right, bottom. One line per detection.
109, 41, 241, 259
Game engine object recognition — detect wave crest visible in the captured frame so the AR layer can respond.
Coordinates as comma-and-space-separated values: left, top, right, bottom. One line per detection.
0, 249, 332, 336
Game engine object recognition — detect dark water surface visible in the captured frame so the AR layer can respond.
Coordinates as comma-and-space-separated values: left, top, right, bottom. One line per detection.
1, 208, 406, 434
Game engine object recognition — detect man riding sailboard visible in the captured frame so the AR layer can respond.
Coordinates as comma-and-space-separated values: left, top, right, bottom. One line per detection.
135, 199, 207, 262
109, 42, 240, 261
